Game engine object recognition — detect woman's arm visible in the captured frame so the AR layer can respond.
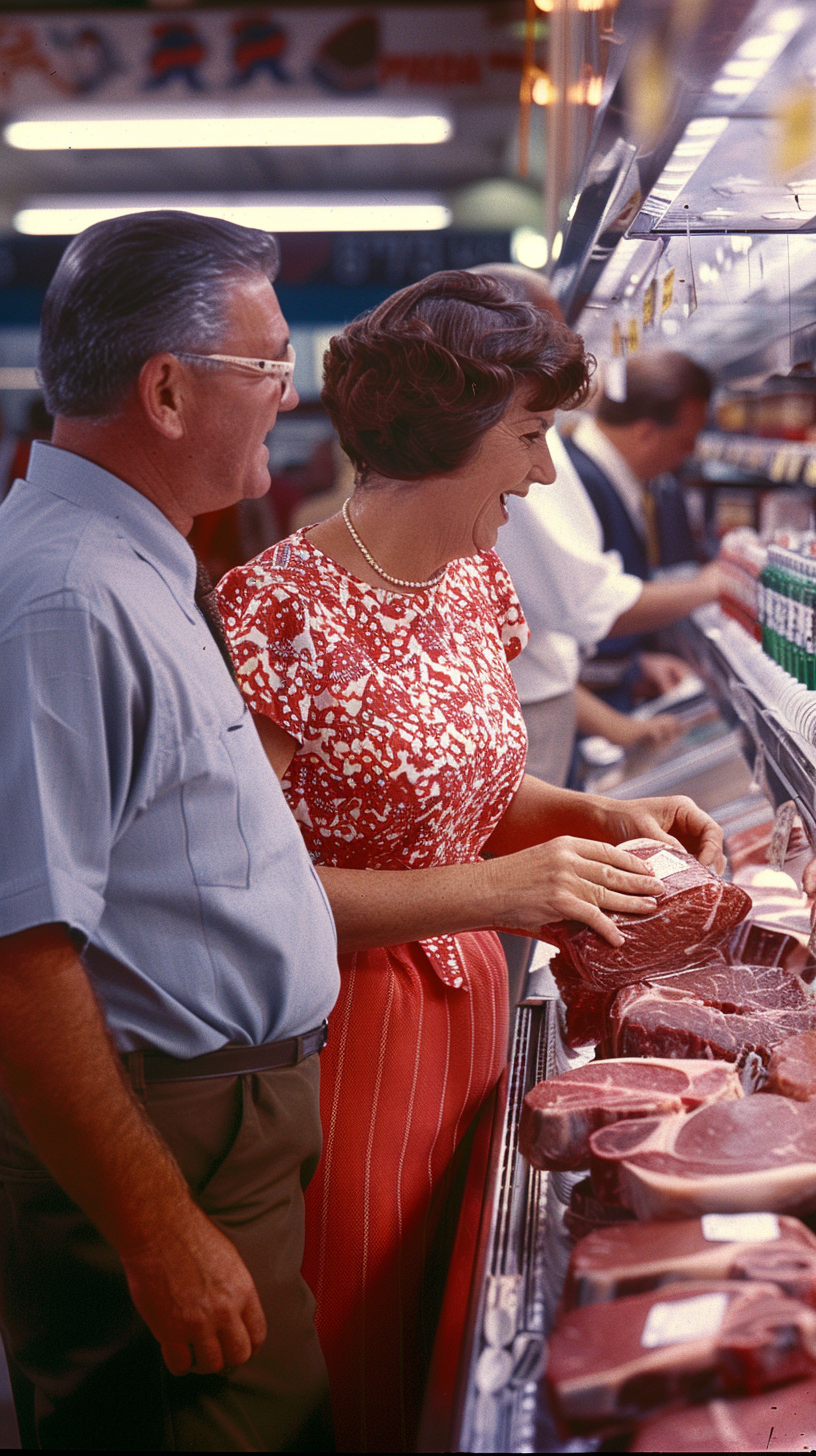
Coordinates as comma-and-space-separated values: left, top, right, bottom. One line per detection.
484, 773, 724, 871
251, 713, 664, 952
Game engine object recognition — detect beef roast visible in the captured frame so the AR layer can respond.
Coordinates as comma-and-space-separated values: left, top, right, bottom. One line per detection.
547, 1279, 816, 1434
630, 1375, 816, 1451
539, 839, 750, 991
589, 1094, 816, 1218
606, 961, 816, 1068
519, 1058, 742, 1172
563, 1213, 816, 1309
766, 1031, 816, 1101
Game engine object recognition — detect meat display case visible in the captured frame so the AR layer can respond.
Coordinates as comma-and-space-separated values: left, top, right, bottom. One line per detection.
418, 990, 581, 1455
418, 614, 816, 1454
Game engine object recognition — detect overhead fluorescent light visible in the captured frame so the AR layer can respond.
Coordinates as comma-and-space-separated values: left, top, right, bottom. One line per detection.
13, 193, 453, 235
4, 102, 453, 151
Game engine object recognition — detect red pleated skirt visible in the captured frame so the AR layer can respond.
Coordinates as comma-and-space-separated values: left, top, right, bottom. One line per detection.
302, 930, 508, 1453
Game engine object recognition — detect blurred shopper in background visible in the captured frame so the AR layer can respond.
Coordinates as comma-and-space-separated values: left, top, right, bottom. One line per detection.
219, 270, 725, 1452
0, 211, 339, 1451
565, 350, 715, 710
480, 266, 726, 782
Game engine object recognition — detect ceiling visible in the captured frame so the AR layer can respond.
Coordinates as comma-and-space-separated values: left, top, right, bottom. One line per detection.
0, 2, 545, 234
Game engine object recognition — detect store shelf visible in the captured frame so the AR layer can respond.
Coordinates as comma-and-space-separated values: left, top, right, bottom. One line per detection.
673, 609, 816, 848
694, 431, 816, 488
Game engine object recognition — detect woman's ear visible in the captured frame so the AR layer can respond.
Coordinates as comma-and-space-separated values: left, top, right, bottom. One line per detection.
137, 354, 187, 440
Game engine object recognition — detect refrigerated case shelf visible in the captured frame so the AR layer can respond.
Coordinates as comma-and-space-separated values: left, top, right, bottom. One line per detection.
674, 609, 816, 850
418, 996, 589, 1455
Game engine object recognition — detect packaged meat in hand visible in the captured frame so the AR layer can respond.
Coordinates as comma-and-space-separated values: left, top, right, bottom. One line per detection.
563, 1213, 816, 1310
589, 1093, 816, 1218
518, 1057, 742, 1172
630, 1374, 816, 1451
539, 839, 750, 990
766, 1031, 816, 1101
547, 1279, 816, 1436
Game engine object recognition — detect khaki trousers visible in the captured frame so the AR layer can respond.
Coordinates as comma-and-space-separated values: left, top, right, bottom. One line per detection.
0, 1058, 331, 1452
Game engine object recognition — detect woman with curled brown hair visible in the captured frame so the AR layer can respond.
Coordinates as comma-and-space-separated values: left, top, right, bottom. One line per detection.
218, 271, 722, 1451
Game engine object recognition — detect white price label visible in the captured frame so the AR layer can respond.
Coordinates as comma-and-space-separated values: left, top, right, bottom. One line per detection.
645, 849, 689, 881
641, 1292, 729, 1348
702, 1212, 780, 1243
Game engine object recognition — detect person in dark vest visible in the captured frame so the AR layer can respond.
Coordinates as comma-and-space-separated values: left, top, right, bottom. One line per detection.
563, 350, 712, 709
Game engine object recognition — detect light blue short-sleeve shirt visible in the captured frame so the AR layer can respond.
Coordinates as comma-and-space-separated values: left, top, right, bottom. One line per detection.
0, 443, 339, 1056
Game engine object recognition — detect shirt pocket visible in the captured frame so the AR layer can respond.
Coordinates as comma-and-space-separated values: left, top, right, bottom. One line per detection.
181, 710, 252, 889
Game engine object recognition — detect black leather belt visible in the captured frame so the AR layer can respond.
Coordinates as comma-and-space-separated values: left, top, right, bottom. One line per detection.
124, 1020, 328, 1086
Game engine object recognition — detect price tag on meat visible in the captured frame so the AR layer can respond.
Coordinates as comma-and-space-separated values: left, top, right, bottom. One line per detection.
641, 1291, 729, 1348
701, 1212, 780, 1243
645, 849, 688, 881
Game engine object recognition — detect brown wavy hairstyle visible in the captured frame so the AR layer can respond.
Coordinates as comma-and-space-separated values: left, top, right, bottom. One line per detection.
321, 269, 593, 484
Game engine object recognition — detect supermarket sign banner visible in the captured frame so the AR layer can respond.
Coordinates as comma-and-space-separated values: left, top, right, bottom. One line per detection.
0, 8, 523, 105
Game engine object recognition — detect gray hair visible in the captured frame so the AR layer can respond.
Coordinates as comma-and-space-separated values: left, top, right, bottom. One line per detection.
38, 210, 280, 418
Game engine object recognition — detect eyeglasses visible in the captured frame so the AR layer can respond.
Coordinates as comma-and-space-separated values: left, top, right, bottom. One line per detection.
175, 343, 297, 402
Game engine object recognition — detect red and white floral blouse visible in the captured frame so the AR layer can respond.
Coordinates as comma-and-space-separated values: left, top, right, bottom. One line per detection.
218, 529, 529, 988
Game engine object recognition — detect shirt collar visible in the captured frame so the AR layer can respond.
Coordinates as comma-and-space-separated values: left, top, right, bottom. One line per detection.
572, 416, 646, 537
26, 441, 199, 619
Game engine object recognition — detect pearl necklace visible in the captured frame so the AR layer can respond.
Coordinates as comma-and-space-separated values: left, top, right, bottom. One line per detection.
341, 498, 445, 590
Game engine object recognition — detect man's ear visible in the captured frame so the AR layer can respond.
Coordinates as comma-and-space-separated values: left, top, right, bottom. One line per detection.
137, 354, 187, 440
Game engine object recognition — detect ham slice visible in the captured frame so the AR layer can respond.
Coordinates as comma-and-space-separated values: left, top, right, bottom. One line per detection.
547, 1279, 816, 1435
540, 840, 750, 991
630, 1375, 816, 1451
766, 1031, 816, 1101
589, 1094, 816, 1218
563, 1213, 816, 1310
519, 1058, 742, 1172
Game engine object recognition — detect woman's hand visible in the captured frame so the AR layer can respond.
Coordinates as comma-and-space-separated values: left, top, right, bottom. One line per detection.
593, 794, 725, 874
487, 837, 665, 947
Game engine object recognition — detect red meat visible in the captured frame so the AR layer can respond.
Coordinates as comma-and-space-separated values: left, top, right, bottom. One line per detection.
540, 840, 750, 991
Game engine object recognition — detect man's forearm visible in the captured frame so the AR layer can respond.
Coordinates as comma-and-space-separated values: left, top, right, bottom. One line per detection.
0, 924, 194, 1255
612, 569, 720, 636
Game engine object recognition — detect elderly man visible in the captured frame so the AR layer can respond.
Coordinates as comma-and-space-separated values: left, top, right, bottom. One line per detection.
0, 213, 339, 1450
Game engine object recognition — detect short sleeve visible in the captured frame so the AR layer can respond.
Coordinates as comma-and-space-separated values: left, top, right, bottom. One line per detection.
217, 566, 317, 745
477, 551, 529, 662
0, 597, 137, 940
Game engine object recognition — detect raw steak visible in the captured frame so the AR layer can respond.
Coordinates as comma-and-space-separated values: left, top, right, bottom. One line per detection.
630, 1375, 816, 1451
727, 918, 813, 979
589, 1093, 816, 1217
519, 1058, 742, 1172
563, 1176, 636, 1241
539, 839, 750, 991
607, 962, 816, 1068
547, 1278, 816, 1435
766, 1031, 816, 1101
563, 1213, 816, 1309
